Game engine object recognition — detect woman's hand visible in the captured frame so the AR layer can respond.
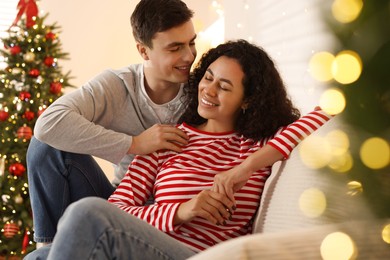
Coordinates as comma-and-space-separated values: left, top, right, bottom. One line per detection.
212, 144, 284, 203
174, 190, 235, 226
212, 166, 252, 204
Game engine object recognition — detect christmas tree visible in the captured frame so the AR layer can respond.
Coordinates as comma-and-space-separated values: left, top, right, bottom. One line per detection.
321, 0, 390, 218
0, 0, 73, 257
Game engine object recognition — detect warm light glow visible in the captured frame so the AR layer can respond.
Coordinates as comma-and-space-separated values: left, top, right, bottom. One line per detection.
382, 224, 390, 244
360, 137, 390, 169
309, 52, 335, 82
332, 50, 362, 84
329, 152, 353, 173
319, 88, 346, 115
299, 188, 327, 218
299, 136, 332, 169
321, 232, 357, 259
193, 19, 204, 33
326, 130, 350, 156
347, 181, 363, 196
332, 0, 363, 23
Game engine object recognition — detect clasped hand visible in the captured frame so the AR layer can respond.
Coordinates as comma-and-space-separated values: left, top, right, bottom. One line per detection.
175, 167, 251, 226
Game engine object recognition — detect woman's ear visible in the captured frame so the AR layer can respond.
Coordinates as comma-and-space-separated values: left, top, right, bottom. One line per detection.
136, 42, 149, 60
241, 102, 249, 114
241, 101, 249, 111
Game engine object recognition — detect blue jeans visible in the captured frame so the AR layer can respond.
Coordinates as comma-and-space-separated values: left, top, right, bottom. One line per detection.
27, 137, 116, 243
24, 197, 196, 260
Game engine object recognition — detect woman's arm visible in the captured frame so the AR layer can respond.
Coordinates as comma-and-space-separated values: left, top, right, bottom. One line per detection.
109, 153, 234, 231
212, 108, 334, 202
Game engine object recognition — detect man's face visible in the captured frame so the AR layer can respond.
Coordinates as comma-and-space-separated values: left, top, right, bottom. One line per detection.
143, 20, 197, 85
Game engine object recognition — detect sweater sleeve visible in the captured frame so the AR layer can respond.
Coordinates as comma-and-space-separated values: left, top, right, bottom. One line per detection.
108, 153, 180, 232
267, 109, 334, 159
34, 70, 132, 164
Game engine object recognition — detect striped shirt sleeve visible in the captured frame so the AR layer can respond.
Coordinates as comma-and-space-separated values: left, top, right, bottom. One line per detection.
108, 152, 180, 232
267, 109, 333, 158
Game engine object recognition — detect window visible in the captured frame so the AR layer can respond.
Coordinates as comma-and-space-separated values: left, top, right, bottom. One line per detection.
0, 0, 18, 39
0, 0, 17, 69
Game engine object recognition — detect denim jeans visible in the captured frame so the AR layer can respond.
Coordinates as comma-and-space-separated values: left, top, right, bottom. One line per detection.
27, 137, 116, 243
24, 197, 196, 260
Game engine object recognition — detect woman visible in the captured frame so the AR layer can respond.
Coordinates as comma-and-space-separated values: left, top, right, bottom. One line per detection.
25, 40, 332, 259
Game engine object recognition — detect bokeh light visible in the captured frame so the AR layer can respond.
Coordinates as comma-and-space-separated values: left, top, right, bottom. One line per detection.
332, 50, 362, 84
319, 88, 346, 115
326, 130, 350, 156
299, 136, 332, 169
299, 188, 327, 218
382, 224, 390, 244
309, 51, 335, 82
320, 232, 357, 260
347, 181, 363, 196
332, 0, 363, 23
328, 152, 353, 173
326, 130, 353, 172
360, 137, 390, 169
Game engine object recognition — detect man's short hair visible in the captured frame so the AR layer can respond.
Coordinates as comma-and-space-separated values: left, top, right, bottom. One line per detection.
131, 0, 194, 48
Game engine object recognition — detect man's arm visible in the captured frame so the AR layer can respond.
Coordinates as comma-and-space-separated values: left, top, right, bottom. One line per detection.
34, 70, 133, 164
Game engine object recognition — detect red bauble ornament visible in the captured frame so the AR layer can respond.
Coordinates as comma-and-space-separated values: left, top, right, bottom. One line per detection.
17, 125, 33, 140
28, 68, 40, 77
9, 163, 26, 177
44, 56, 55, 67
0, 110, 9, 121
3, 223, 20, 238
45, 31, 56, 41
22, 229, 30, 254
50, 82, 62, 94
23, 110, 35, 121
10, 45, 21, 55
19, 91, 32, 101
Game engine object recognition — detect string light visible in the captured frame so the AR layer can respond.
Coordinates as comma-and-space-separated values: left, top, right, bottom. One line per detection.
360, 137, 390, 170
332, 0, 363, 23
299, 188, 327, 218
320, 232, 357, 259
319, 88, 346, 115
332, 50, 362, 84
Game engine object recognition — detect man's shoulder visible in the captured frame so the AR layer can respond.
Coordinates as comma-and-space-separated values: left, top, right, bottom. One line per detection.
95, 64, 143, 93
107, 64, 143, 79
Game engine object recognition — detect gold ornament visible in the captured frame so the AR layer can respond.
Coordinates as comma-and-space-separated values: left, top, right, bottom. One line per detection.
23, 52, 36, 62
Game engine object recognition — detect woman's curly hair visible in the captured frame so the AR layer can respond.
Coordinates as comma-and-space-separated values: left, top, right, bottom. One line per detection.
179, 39, 301, 141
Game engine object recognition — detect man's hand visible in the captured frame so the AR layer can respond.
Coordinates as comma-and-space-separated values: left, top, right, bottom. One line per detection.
174, 190, 235, 226
128, 124, 188, 155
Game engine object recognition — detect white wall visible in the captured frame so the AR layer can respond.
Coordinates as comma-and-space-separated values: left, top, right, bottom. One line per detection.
224, 0, 334, 113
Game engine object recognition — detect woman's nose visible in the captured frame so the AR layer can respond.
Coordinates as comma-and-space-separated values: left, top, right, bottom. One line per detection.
204, 83, 217, 97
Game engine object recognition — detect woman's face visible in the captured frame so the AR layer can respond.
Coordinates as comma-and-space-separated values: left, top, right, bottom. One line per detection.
197, 56, 246, 132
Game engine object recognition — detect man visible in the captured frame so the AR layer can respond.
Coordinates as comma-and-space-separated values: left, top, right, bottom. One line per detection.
27, 0, 197, 246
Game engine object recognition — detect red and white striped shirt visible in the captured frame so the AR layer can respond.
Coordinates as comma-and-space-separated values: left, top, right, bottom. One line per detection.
108, 110, 332, 252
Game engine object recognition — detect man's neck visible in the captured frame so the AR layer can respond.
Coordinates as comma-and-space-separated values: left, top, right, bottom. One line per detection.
143, 78, 181, 105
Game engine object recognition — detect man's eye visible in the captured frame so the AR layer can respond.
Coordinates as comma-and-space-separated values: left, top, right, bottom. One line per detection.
169, 47, 180, 52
